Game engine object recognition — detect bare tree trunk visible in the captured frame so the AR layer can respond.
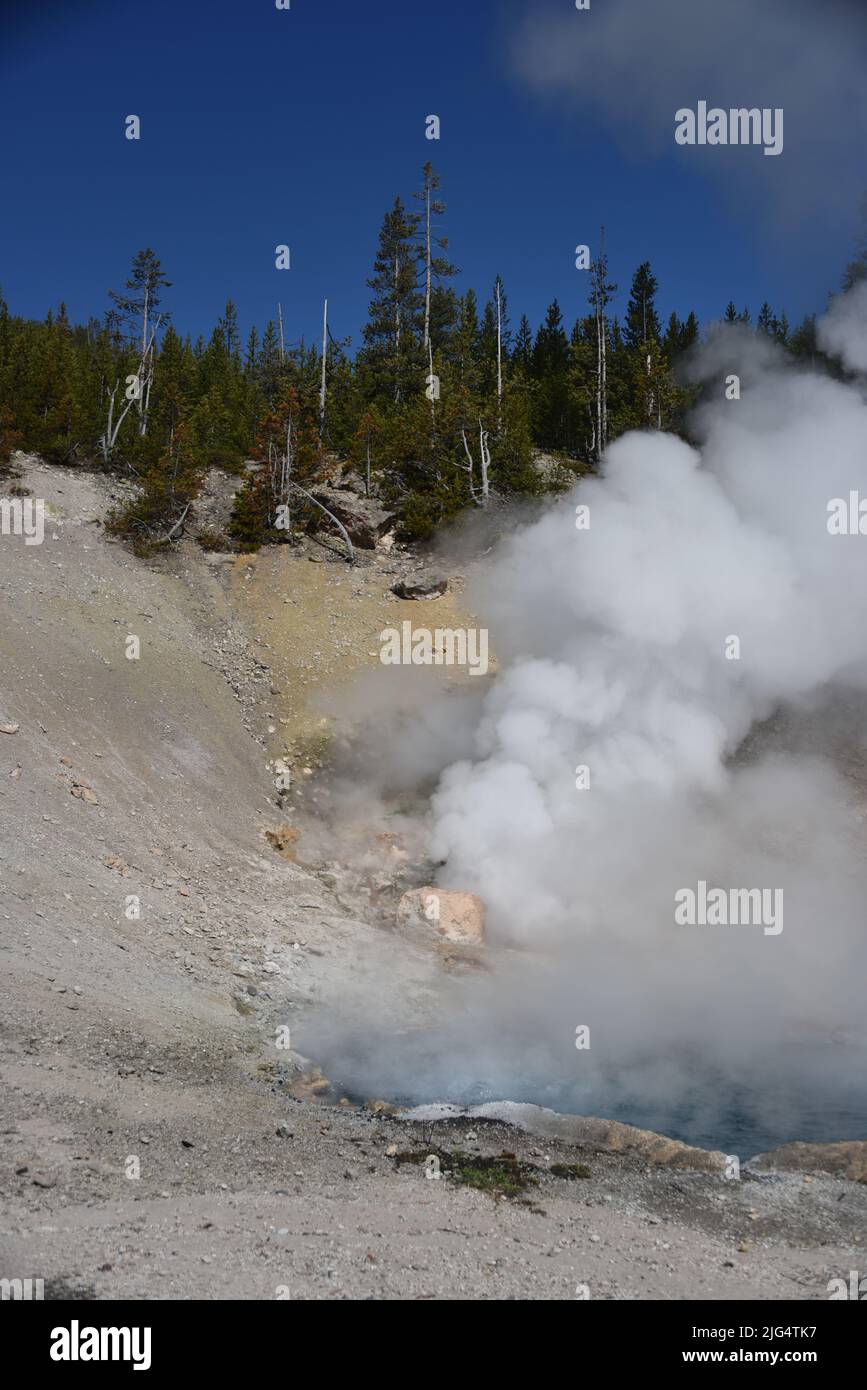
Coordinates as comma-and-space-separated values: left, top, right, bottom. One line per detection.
139, 314, 162, 439
600, 311, 608, 452
289, 482, 355, 564
100, 376, 140, 460
460, 428, 479, 504
138, 285, 149, 431
394, 255, 401, 404
267, 440, 277, 519
319, 299, 328, 436
460, 423, 491, 508
277, 303, 285, 364
495, 278, 503, 434
140, 360, 151, 437
281, 421, 293, 509
100, 386, 117, 462
595, 309, 603, 463
479, 420, 490, 507
593, 227, 610, 465
164, 501, 191, 542
423, 177, 432, 353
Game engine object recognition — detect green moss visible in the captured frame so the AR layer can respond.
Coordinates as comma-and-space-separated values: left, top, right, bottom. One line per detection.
549, 1162, 592, 1180
392, 1146, 539, 1200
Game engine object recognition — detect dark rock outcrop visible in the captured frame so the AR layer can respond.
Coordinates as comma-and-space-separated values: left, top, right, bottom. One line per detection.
311, 487, 395, 549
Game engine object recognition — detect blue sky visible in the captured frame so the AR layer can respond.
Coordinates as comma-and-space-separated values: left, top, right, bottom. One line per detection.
1, 0, 863, 350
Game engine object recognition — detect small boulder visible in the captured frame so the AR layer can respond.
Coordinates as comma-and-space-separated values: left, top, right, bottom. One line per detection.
70, 780, 98, 805
398, 887, 486, 945
391, 574, 448, 601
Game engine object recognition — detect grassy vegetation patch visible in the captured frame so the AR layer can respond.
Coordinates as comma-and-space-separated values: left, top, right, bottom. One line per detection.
549, 1162, 592, 1180
392, 1145, 592, 1201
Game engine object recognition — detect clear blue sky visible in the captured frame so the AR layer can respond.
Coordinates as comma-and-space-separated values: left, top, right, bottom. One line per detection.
1, 0, 862, 350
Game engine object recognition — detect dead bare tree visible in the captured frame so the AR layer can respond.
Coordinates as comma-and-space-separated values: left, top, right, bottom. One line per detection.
459, 419, 491, 508
289, 482, 355, 565
590, 228, 616, 466
108, 249, 171, 442
99, 381, 137, 463
495, 276, 504, 434
479, 420, 491, 506
164, 501, 192, 542
138, 312, 162, 438
428, 339, 437, 434
458, 427, 479, 504
98, 313, 161, 463
319, 299, 328, 436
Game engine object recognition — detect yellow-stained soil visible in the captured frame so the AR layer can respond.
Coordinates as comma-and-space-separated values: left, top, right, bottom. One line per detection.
229, 539, 492, 764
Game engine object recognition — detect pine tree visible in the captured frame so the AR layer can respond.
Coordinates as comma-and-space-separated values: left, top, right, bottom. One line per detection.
414, 163, 457, 355
0, 289, 21, 463
108, 249, 172, 349
623, 262, 661, 350
244, 327, 259, 376
351, 405, 384, 496
258, 321, 283, 407
512, 315, 534, 377
626, 338, 673, 432
663, 312, 682, 356
679, 311, 699, 350
453, 290, 481, 394
106, 409, 203, 555
843, 195, 867, 289
216, 301, 242, 360
475, 276, 511, 419
532, 300, 570, 449
756, 303, 775, 337
108, 249, 172, 436
621, 263, 675, 432
361, 197, 423, 405
230, 386, 323, 549
789, 314, 819, 362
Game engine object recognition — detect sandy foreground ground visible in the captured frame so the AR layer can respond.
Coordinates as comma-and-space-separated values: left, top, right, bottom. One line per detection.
1, 459, 865, 1301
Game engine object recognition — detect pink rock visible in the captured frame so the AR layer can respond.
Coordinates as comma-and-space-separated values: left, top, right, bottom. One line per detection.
397, 888, 486, 945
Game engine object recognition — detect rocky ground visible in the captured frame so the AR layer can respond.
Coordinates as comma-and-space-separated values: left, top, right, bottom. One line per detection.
1, 457, 865, 1301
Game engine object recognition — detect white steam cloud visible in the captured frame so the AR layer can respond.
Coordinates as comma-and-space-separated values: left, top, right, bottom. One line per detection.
819, 279, 867, 373
307, 289, 867, 1153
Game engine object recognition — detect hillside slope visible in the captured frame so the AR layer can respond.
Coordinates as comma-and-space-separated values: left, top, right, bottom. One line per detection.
1, 458, 864, 1301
